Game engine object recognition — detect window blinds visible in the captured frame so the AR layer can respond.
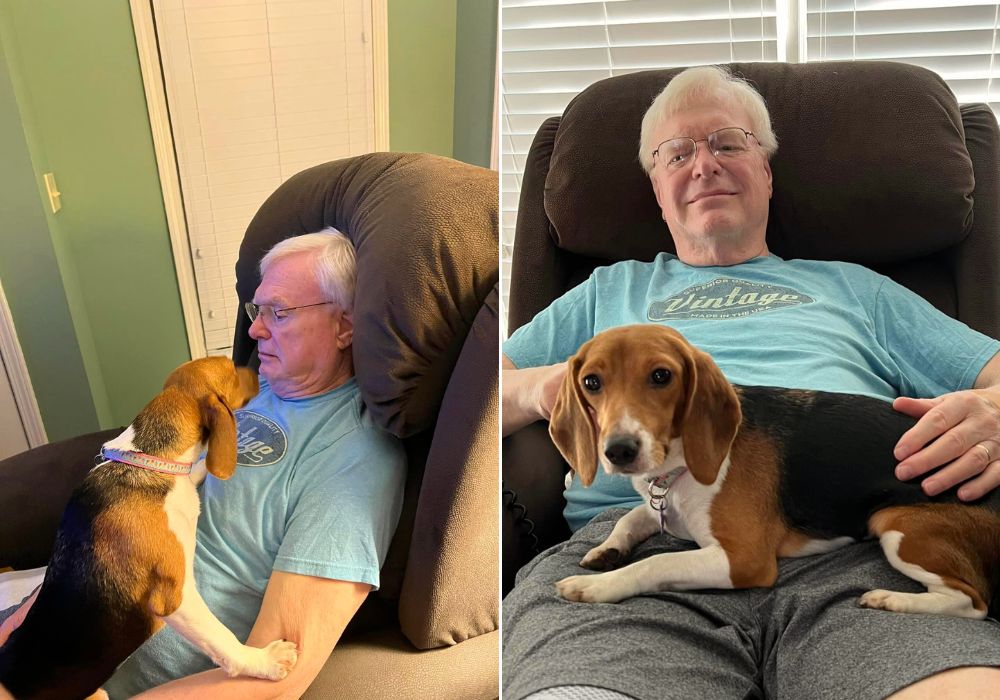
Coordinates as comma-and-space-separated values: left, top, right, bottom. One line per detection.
500, 0, 779, 334
153, 0, 376, 354
805, 1, 1000, 109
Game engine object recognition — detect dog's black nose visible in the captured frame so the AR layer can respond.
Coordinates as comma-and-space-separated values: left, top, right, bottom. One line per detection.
605, 436, 639, 466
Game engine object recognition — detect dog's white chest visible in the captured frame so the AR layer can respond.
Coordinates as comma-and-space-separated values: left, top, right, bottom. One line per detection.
632, 458, 728, 547
164, 477, 201, 567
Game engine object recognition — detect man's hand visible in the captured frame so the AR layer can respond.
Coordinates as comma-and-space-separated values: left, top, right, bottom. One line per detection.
536, 362, 567, 421
893, 389, 1000, 500
501, 357, 567, 436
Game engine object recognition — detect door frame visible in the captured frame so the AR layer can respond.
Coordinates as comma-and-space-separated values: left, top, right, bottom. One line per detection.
0, 279, 47, 448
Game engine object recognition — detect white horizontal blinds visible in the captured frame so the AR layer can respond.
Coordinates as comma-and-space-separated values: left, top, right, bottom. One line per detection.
805, 0, 1000, 111
153, 0, 375, 353
500, 0, 779, 335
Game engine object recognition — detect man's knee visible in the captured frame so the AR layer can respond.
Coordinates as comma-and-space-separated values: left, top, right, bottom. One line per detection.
887, 666, 1000, 699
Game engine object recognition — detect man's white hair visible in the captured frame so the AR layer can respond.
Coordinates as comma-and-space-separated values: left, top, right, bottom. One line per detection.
259, 227, 357, 312
638, 65, 778, 174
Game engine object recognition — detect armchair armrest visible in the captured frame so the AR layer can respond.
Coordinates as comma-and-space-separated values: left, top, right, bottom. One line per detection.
0, 428, 121, 569
501, 422, 570, 596
398, 288, 500, 648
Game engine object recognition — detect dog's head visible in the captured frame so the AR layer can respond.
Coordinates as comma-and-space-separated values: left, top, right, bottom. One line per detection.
132, 357, 259, 479
549, 324, 741, 487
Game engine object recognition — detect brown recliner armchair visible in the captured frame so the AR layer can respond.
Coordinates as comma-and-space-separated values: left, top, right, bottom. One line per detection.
234, 152, 499, 698
0, 152, 499, 698
501, 61, 1000, 595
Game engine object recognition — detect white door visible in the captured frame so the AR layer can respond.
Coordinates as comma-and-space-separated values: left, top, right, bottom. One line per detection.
0, 280, 46, 461
0, 349, 30, 462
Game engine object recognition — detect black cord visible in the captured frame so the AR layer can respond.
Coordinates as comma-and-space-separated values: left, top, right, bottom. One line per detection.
502, 485, 539, 556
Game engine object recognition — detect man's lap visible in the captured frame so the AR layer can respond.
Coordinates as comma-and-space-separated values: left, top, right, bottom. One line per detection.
503, 508, 1000, 700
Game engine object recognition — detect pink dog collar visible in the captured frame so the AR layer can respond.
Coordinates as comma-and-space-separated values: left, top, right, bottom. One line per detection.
99, 447, 193, 476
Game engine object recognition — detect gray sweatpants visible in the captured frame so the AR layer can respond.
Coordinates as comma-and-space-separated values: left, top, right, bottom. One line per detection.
503, 508, 1000, 700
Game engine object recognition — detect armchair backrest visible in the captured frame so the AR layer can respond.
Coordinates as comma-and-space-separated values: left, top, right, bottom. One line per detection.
233, 152, 499, 649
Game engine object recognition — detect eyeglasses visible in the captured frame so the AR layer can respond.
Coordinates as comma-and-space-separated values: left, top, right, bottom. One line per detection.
244, 300, 335, 323
652, 127, 758, 170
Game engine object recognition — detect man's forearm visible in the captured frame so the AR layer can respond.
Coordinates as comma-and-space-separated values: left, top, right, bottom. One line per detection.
503, 365, 557, 437
132, 667, 298, 700
131, 575, 366, 700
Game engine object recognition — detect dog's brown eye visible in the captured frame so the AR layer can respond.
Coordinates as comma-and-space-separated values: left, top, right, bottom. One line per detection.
582, 374, 601, 392
650, 368, 672, 386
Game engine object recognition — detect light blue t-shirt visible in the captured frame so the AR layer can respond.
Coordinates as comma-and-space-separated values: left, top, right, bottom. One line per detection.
504, 253, 1000, 532
105, 377, 406, 697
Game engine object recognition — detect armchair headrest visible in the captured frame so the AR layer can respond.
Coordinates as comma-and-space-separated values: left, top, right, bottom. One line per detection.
234, 153, 499, 438
544, 61, 973, 265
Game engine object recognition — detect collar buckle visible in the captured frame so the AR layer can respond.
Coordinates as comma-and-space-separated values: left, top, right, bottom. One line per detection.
645, 466, 687, 534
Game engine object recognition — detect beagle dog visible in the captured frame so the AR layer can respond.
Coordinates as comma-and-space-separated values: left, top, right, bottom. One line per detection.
550, 324, 1000, 619
0, 357, 298, 700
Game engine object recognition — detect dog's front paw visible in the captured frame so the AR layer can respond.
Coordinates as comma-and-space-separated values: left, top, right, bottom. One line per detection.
258, 639, 298, 680
580, 546, 623, 571
555, 572, 631, 604
230, 639, 298, 680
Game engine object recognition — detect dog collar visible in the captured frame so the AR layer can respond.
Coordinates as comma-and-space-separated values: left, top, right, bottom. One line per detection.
99, 447, 193, 476
646, 466, 688, 534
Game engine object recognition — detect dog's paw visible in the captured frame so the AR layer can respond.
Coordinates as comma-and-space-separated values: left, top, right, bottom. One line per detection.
258, 639, 298, 680
555, 573, 630, 604
859, 589, 905, 613
580, 546, 623, 571
228, 639, 298, 680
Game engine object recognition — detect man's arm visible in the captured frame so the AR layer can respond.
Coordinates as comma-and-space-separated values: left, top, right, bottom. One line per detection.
893, 349, 1000, 500
502, 355, 566, 437
133, 573, 369, 699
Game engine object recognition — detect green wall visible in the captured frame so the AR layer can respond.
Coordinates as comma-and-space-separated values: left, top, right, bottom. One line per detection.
388, 0, 458, 158
0, 0, 496, 442
454, 0, 497, 168
0, 26, 100, 439
387, 0, 496, 167
0, 0, 189, 436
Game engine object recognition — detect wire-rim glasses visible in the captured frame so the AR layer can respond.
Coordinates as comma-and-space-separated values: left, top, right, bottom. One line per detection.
652, 127, 758, 170
244, 300, 335, 323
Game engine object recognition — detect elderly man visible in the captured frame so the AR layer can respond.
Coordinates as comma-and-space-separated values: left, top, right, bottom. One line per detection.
114, 229, 406, 697
1, 229, 406, 697
503, 66, 1000, 699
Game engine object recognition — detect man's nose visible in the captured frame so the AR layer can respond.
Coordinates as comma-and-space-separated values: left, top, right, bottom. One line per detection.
248, 314, 269, 340
689, 141, 722, 178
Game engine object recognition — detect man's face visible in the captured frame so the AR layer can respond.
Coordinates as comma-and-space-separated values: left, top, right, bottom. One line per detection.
248, 252, 353, 398
648, 102, 773, 261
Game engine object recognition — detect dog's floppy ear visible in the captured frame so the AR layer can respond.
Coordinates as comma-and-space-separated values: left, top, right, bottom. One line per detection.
549, 355, 599, 486
202, 394, 238, 480
679, 345, 741, 485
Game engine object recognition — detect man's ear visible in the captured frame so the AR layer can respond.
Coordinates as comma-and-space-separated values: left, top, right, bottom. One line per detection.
650, 168, 667, 212
336, 311, 354, 350
763, 156, 773, 198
